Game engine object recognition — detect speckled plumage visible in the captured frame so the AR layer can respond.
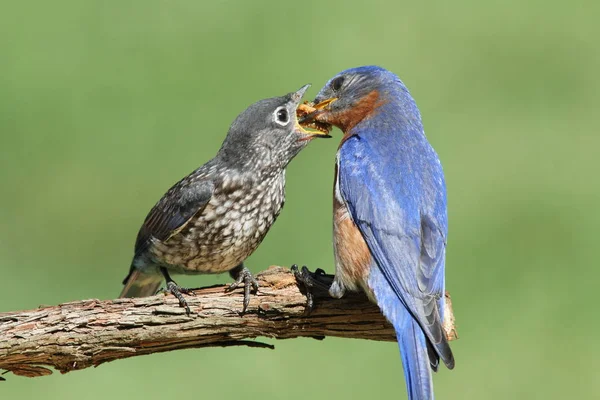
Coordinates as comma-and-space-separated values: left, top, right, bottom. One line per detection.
120, 85, 328, 310
143, 166, 285, 275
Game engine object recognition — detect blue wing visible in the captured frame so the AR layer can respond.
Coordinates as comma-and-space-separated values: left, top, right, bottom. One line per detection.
338, 127, 454, 369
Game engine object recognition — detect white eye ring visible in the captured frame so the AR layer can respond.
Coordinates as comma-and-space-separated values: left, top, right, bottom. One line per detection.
273, 106, 290, 126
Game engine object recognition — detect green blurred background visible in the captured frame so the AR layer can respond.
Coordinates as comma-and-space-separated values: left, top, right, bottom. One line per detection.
1, 0, 598, 398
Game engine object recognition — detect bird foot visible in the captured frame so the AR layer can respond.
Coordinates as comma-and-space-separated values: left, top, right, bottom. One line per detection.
159, 267, 195, 314
291, 264, 335, 314
227, 266, 259, 313
163, 281, 195, 315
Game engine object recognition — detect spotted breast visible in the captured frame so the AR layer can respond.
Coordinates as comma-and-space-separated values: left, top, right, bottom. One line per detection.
149, 169, 286, 274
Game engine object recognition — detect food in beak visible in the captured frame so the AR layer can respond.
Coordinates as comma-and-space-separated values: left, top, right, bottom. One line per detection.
297, 102, 332, 134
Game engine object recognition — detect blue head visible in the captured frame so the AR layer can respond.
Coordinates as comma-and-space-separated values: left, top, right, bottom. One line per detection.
307, 66, 422, 133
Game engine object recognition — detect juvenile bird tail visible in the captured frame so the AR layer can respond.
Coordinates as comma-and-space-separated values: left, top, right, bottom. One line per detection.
119, 268, 163, 298
397, 313, 435, 400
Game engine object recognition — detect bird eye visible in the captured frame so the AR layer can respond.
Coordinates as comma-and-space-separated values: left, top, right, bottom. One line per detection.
331, 76, 344, 91
273, 107, 289, 126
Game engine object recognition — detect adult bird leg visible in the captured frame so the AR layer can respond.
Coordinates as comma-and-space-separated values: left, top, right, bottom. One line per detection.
291, 264, 336, 314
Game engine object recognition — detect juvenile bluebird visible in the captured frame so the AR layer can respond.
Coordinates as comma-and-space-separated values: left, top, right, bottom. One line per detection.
296, 66, 454, 399
120, 85, 330, 313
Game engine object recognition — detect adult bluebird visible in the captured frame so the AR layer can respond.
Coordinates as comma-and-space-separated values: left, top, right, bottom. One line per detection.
120, 85, 330, 313
297, 66, 454, 399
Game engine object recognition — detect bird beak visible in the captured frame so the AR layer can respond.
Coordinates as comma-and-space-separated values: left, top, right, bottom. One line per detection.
295, 116, 332, 139
298, 97, 338, 124
296, 98, 335, 137
292, 84, 311, 103
313, 97, 338, 110
293, 84, 332, 139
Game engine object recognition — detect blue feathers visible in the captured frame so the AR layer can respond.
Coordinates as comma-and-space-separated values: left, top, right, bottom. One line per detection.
369, 265, 434, 400
331, 66, 454, 399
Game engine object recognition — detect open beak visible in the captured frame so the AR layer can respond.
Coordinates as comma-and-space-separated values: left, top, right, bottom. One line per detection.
296, 95, 337, 139
293, 84, 332, 139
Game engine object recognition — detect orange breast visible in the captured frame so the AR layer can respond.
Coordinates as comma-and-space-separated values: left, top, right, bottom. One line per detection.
333, 199, 372, 290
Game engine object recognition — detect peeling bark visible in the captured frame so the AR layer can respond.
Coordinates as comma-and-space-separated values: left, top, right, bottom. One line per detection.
0, 266, 457, 378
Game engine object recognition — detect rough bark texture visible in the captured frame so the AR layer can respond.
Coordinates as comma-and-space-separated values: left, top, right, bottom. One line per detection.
0, 266, 457, 379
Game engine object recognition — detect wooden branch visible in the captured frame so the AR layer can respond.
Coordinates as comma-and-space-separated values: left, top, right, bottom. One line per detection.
0, 266, 457, 379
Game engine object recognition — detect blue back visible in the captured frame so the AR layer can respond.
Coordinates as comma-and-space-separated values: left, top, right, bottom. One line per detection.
335, 68, 453, 368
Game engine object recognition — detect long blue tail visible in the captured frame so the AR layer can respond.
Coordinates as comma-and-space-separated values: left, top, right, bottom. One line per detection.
369, 265, 436, 399
396, 312, 434, 400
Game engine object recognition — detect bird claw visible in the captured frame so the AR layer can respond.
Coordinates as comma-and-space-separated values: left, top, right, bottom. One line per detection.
291, 264, 334, 315
164, 281, 194, 315
228, 265, 259, 313
159, 267, 195, 315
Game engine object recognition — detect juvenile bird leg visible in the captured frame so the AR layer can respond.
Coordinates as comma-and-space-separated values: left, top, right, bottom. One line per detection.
227, 264, 259, 313
160, 268, 195, 314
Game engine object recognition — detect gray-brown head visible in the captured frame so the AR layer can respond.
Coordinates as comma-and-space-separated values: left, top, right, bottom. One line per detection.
217, 85, 330, 171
